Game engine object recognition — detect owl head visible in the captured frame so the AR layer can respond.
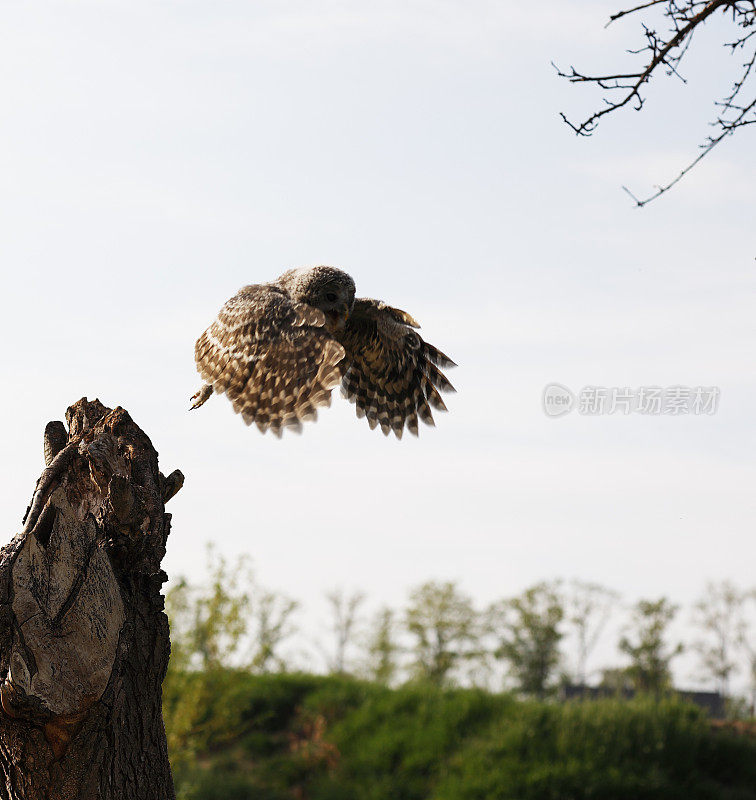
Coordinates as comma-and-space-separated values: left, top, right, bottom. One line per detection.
278, 266, 356, 330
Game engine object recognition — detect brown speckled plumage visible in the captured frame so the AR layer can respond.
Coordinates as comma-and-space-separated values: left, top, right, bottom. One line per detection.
191, 266, 455, 437
337, 298, 455, 438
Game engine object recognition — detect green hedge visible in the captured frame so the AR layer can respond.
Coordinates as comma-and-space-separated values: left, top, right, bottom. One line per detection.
165, 672, 756, 800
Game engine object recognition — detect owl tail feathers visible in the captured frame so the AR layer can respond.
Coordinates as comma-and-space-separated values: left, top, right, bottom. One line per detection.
189, 384, 214, 410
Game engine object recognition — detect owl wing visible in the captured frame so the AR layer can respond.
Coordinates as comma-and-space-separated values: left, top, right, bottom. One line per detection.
336, 298, 456, 438
194, 285, 345, 436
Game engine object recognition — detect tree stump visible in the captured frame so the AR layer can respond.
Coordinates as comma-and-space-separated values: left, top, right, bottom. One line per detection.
0, 398, 183, 799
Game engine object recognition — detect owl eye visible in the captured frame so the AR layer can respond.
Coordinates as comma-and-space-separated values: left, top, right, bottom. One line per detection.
325, 292, 337, 302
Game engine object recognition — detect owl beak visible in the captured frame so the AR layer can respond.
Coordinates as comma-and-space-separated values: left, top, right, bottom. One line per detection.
341, 303, 350, 322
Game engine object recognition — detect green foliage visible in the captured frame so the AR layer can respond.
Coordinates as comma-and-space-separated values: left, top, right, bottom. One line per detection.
163, 564, 756, 798
564, 580, 619, 684
164, 552, 303, 769
251, 589, 299, 674
491, 581, 564, 698
311, 682, 508, 800
165, 672, 756, 800
166, 546, 253, 672
324, 589, 366, 674
620, 598, 684, 694
362, 607, 400, 685
436, 697, 756, 800
405, 581, 480, 685
166, 547, 298, 679
692, 581, 747, 701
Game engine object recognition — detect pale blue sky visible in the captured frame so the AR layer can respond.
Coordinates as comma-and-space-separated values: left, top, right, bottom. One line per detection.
1, 1, 754, 682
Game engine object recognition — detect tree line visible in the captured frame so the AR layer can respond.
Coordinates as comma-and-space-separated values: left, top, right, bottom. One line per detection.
166, 549, 756, 713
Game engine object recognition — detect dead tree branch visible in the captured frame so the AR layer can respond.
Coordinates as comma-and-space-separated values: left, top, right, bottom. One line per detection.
555, 0, 756, 205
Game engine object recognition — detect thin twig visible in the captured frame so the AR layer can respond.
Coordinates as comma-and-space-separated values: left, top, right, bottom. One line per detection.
556, 0, 756, 204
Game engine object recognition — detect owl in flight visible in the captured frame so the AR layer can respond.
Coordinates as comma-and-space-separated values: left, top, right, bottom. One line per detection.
190, 266, 455, 438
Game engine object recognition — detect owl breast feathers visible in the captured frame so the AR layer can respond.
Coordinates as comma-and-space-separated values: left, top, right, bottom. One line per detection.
192, 266, 455, 438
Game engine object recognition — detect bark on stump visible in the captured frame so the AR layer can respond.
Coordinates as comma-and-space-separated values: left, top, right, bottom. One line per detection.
0, 398, 183, 799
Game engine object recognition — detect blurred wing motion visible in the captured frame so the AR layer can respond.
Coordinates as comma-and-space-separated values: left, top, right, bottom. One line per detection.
337, 298, 456, 438
194, 286, 345, 435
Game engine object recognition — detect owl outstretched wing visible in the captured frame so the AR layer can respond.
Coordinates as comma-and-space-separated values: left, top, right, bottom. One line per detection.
336, 298, 456, 438
194, 285, 345, 435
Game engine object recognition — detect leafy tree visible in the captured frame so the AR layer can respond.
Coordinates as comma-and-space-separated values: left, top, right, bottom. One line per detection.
556, 0, 756, 204
736, 589, 756, 714
691, 580, 746, 700
619, 597, 683, 694
250, 588, 299, 674
405, 581, 480, 685
163, 548, 255, 766
323, 588, 366, 675
362, 607, 401, 685
564, 580, 619, 685
491, 581, 564, 698
166, 546, 252, 671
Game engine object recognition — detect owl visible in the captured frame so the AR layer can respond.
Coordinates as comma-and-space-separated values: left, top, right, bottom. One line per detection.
190, 266, 456, 438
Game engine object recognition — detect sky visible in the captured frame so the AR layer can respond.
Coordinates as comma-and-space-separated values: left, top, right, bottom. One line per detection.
1, 0, 754, 687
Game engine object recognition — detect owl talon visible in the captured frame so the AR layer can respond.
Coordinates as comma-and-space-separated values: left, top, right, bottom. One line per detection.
190, 385, 213, 410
